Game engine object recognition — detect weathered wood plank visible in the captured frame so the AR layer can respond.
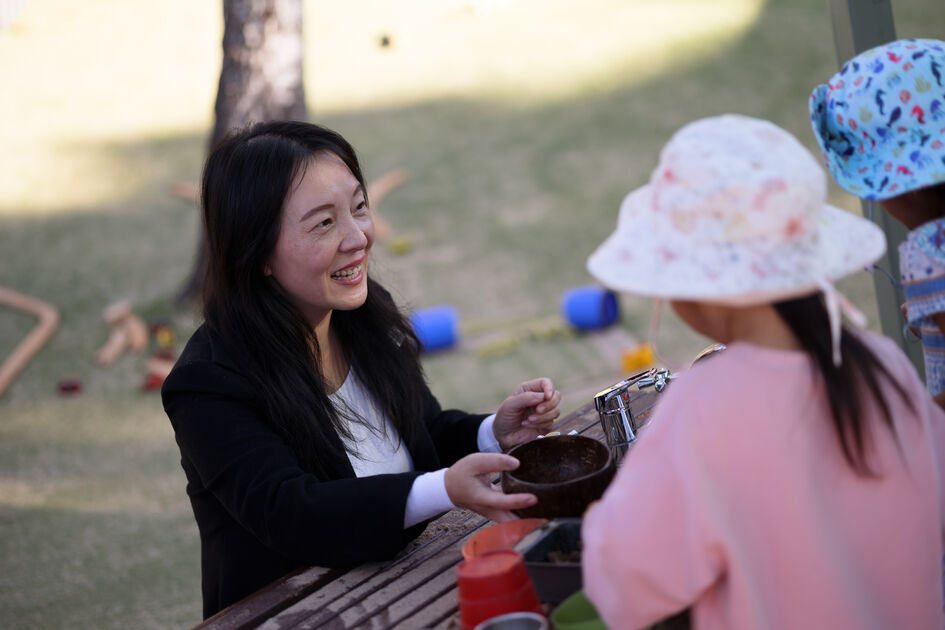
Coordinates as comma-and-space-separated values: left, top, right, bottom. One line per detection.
403, 586, 461, 630
194, 566, 342, 630
329, 543, 466, 629
259, 513, 486, 629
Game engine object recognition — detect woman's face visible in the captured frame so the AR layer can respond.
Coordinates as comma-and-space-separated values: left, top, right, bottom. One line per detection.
266, 152, 374, 329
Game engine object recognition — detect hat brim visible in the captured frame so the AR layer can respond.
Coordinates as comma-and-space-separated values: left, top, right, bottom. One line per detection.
587, 185, 887, 306
809, 82, 945, 201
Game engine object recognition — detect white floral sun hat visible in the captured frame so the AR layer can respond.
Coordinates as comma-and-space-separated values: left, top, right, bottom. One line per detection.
588, 114, 886, 306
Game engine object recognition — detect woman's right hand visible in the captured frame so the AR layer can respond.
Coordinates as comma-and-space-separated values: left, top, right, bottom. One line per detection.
444, 453, 537, 522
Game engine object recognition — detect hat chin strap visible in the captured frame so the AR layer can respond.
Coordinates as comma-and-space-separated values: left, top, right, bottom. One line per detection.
816, 275, 867, 367
646, 298, 684, 373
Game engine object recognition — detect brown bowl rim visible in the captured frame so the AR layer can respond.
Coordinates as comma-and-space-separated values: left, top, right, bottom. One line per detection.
503, 435, 614, 490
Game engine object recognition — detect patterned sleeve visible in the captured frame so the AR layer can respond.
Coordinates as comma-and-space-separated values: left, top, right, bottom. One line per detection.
900, 218, 945, 326
899, 218, 945, 396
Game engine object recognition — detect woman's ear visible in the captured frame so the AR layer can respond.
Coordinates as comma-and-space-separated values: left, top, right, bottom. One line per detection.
263, 265, 272, 277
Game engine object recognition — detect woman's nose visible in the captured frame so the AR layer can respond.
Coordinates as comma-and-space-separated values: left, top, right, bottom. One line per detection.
340, 216, 370, 251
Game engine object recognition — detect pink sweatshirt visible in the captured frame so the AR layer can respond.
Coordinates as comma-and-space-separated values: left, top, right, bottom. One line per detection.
582, 333, 945, 630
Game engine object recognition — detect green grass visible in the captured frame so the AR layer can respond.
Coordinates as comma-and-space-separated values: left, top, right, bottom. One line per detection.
1, 0, 943, 627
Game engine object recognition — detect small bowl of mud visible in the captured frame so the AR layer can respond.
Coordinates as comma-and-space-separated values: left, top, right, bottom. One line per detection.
502, 434, 616, 519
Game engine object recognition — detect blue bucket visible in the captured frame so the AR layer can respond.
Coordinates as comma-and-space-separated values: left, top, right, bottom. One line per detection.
561, 286, 618, 330
410, 305, 459, 352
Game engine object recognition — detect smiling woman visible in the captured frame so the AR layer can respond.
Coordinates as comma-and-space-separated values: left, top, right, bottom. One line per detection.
265, 152, 375, 361
160, 120, 564, 619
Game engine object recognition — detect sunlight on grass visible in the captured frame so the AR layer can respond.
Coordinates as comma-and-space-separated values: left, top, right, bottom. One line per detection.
0, 0, 763, 216
308, 0, 765, 111
0, 1, 220, 216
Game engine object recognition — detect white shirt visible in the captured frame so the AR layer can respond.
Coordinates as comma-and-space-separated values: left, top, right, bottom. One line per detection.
329, 369, 500, 528
331, 369, 414, 477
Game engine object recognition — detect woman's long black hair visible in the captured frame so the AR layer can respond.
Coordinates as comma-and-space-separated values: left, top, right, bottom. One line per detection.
200, 120, 426, 479
774, 294, 914, 475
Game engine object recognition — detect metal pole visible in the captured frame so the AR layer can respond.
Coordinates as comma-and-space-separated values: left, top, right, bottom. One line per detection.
825, 0, 926, 379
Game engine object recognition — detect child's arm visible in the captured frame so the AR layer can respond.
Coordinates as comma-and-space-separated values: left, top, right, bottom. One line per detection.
581, 392, 724, 629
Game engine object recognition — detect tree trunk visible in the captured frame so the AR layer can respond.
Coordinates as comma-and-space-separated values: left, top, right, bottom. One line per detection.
177, 0, 306, 306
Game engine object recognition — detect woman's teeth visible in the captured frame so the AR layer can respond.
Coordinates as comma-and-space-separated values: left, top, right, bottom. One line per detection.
331, 264, 362, 280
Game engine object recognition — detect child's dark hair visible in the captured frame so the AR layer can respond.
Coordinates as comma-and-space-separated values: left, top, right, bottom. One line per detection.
774, 295, 913, 475
933, 181, 945, 206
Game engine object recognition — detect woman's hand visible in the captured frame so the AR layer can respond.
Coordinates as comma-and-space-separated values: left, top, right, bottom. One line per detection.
445, 453, 536, 522
493, 377, 562, 451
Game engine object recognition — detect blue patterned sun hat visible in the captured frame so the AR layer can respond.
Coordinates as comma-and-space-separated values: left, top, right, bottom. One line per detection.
809, 38, 945, 201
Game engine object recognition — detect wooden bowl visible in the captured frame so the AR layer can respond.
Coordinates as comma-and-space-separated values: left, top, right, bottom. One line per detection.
502, 435, 616, 519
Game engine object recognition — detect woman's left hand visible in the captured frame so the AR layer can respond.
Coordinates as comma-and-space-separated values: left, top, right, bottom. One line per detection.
493, 377, 562, 451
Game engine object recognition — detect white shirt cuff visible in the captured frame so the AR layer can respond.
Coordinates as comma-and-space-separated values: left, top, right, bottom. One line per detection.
477, 414, 501, 452
404, 469, 455, 529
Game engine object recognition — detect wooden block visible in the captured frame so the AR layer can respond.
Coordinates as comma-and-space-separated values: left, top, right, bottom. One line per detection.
103, 300, 133, 326
0, 286, 60, 398
96, 326, 130, 365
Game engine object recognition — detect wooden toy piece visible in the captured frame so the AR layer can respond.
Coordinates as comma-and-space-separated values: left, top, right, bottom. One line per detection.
96, 300, 149, 365
96, 325, 130, 365
168, 180, 200, 203
146, 356, 176, 380
122, 312, 148, 352
366, 168, 409, 242
0, 286, 60, 398
141, 354, 176, 392
103, 300, 133, 326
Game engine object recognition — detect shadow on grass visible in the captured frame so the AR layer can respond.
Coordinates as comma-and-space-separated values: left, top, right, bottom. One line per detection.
0, 0, 897, 409
0, 504, 200, 629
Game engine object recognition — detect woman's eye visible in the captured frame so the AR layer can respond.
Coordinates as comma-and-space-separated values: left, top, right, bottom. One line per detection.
316, 218, 333, 229
354, 201, 368, 213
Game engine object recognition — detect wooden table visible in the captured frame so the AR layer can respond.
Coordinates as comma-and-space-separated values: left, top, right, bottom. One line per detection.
194, 377, 664, 630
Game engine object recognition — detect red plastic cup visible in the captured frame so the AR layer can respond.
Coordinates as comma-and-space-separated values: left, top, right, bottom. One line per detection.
457, 550, 544, 630
462, 518, 548, 561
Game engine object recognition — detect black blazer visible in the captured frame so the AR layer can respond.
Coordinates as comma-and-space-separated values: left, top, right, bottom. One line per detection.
162, 324, 487, 619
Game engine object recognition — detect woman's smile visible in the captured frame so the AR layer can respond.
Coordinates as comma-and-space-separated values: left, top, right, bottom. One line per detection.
267, 151, 376, 328
330, 258, 365, 283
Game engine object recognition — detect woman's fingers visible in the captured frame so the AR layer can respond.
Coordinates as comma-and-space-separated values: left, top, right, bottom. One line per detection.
485, 509, 519, 523
479, 493, 538, 522
513, 377, 554, 397
504, 386, 561, 417
445, 454, 539, 521
466, 452, 520, 474
527, 389, 562, 421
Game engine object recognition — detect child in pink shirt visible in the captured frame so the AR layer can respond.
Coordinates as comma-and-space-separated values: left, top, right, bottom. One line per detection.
581, 114, 945, 630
